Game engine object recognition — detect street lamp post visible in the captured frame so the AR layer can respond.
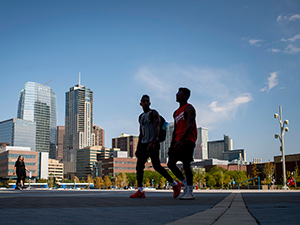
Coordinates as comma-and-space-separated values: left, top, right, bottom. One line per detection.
274, 105, 289, 190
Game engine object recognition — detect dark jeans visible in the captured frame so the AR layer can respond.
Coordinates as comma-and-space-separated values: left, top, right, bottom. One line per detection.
136, 141, 173, 187
168, 140, 195, 186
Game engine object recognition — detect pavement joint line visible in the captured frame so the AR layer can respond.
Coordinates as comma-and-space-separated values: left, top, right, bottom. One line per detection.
165, 192, 258, 225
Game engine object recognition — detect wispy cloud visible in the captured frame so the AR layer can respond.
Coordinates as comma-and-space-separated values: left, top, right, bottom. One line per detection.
284, 44, 300, 54
135, 64, 252, 128
209, 93, 252, 113
281, 34, 300, 42
289, 14, 300, 21
267, 48, 281, 53
248, 39, 263, 47
261, 72, 279, 92
277, 14, 300, 22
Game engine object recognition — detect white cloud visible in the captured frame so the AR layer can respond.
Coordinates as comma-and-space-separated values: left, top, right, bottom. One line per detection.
135, 64, 252, 128
281, 34, 300, 42
267, 48, 281, 53
289, 14, 300, 21
284, 44, 300, 54
261, 72, 279, 92
249, 39, 263, 47
277, 14, 300, 22
209, 93, 252, 113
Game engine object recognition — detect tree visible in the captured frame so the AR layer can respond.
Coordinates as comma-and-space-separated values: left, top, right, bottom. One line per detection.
94, 177, 104, 189
104, 175, 112, 189
87, 175, 93, 187
251, 164, 260, 185
74, 176, 80, 183
4, 178, 14, 188
120, 173, 128, 188
37, 179, 47, 183
145, 178, 151, 187
80, 178, 86, 183
160, 177, 166, 189
263, 162, 275, 185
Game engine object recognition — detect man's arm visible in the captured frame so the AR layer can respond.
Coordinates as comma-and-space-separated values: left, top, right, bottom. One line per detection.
148, 110, 160, 150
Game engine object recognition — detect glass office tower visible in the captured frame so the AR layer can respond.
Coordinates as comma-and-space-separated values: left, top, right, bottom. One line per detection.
0, 118, 36, 151
63, 81, 94, 175
17, 82, 57, 158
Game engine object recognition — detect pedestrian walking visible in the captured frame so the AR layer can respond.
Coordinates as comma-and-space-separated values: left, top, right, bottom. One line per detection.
130, 95, 182, 198
168, 88, 198, 200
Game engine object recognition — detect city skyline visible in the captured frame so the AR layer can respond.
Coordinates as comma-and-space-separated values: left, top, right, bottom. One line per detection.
1, 1, 299, 162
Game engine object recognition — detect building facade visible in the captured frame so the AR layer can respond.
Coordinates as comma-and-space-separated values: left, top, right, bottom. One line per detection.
0, 146, 38, 178
48, 158, 63, 182
92, 124, 105, 147
194, 127, 208, 160
160, 122, 174, 163
112, 134, 138, 158
56, 126, 65, 161
0, 118, 36, 151
208, 135, 233, 159
76, 146, 102, 179
63, 81, 94, 175
17, 82, 57, 158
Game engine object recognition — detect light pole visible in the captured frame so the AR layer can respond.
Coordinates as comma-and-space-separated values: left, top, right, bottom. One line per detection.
274, 105, 289, 190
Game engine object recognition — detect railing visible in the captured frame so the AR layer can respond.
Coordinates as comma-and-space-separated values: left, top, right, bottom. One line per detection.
238, 177, 260, 190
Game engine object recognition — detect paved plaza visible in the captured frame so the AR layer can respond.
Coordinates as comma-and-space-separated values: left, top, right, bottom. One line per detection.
0, 189, 300, 225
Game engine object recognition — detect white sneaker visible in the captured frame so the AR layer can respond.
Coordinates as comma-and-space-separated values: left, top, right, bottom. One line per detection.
180, 192, 195, 200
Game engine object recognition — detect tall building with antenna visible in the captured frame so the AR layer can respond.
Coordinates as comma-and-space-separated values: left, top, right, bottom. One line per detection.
63, 73, 94, 175
17, 81, 57, 157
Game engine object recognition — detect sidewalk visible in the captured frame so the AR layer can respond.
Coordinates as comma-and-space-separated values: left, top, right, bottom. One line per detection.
0, 189, 299, 225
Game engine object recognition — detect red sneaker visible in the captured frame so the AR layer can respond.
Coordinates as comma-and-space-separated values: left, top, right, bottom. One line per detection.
130, 190, 146, 198
173, 182, 182, 198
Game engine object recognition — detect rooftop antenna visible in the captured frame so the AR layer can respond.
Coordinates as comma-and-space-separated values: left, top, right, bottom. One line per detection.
79, 72, 81, 86
43, 80, 52, 85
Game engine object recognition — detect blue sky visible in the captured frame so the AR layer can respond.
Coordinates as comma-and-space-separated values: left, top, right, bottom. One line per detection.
1, 0, 299, 162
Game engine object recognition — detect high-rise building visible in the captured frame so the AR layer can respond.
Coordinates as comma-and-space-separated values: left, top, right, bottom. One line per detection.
63, 77, 94, 175
194, 127, 208, 160
92, 124, 105, 146
208, 135, 233, 159
17, 82, 57, 158
112, 133, 138, 158
0, 118, 36, 151
160, 122, 174, 163
76, 146, 103, 179
56, 126, 65, 161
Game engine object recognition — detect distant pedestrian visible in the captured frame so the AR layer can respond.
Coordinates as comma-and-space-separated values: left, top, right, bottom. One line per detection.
168, 88, 198, 200
130, 95, 182, 198
13, 155, 30, 189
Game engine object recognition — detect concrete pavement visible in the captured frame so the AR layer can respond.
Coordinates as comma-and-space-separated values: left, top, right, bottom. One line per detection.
0, 189, 299, 225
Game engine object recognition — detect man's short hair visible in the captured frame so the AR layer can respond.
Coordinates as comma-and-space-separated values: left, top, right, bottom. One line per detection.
141, 94, 150, 101
179, 87, 191, 99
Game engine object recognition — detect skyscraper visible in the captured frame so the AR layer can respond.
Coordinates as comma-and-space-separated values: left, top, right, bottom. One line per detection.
194, 127, 208, 160
0, 118, 36, 151
17, 82, 57, 157
63, 77, 94, 174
